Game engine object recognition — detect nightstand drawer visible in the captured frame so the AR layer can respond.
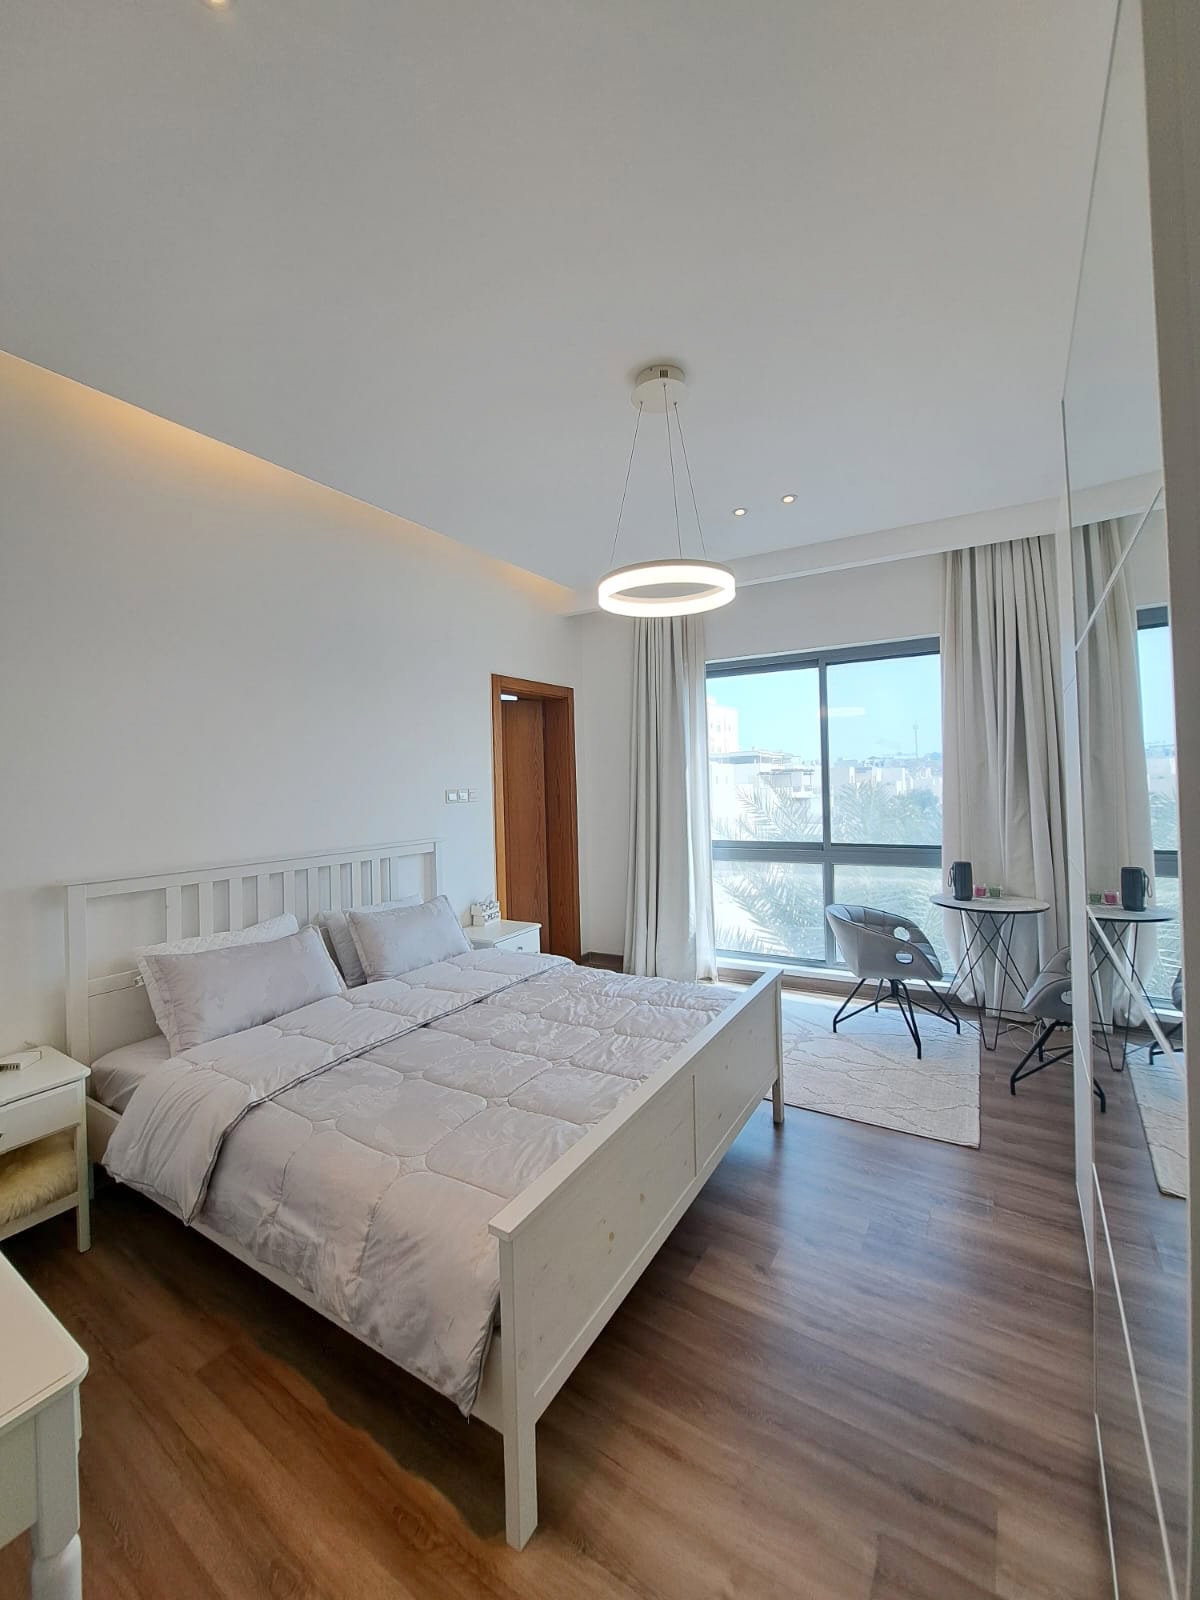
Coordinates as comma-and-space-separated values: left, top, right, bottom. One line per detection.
499, 929, 541, 954
0, 1084, 80, 1156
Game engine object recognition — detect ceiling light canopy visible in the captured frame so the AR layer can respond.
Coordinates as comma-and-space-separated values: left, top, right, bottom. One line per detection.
598, 364, 735, 619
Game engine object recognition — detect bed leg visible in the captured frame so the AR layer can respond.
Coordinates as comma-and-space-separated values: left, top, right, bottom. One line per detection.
772, 974, 785, 1126
503, 1412, 538, 1551
498, 1238, 538, 1549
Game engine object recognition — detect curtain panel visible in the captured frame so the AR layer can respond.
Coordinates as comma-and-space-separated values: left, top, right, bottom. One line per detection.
623, 616, 717, 981
942, 537, 1068, 1003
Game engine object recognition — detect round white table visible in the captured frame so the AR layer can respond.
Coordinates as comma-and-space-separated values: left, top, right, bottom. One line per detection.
1086, 904, 1176, 1070
931, 893, 1050, 1051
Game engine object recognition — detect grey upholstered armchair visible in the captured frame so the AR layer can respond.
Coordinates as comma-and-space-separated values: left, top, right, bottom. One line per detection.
825, 903, 960, 1059
1010, 947, 1106, 1111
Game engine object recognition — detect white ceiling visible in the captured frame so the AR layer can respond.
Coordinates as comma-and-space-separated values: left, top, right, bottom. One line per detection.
0, 1, 1115, 593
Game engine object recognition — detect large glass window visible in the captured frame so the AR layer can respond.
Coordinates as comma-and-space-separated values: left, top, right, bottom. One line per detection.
708, 639, 943, 967
827, 655, 943, 845
1136, 607, 1178, 1002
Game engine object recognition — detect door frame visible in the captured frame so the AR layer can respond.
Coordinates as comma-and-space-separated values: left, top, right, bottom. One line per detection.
491, 675, 582, 961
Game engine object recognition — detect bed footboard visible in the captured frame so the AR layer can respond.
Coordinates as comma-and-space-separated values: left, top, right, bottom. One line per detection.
486, 967, 784, 1548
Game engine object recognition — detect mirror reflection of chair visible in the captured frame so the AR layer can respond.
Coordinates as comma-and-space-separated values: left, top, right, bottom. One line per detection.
825, 903, 960, 1059
1010, 948, 1106, 1110
1148, 966, 1183, 1061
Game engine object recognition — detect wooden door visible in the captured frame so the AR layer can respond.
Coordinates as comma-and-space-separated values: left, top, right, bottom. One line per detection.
499, 697, 550, 930
492, 676, 582, 961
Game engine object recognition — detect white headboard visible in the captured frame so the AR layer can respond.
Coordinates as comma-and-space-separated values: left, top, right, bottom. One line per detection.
64, 838, 441, 1065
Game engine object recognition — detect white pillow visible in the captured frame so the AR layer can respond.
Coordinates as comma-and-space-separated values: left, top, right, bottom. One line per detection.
136, 925, 344, 1055
137, 914, 299, 1041
346, 895, 471, 983
320, 898, 422, 987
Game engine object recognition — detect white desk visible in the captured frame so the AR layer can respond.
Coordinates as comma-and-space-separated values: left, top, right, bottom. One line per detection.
0, 1252, 87, 1599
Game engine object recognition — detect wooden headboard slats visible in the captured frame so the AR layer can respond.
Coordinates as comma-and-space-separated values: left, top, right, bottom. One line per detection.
64, 839, 441, 1064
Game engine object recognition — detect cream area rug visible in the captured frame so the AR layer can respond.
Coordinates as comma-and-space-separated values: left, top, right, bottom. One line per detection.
1128, 1055, 1188, 1199
777, 991, 980, 1148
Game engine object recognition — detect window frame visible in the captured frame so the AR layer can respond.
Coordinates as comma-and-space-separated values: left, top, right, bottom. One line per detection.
707, 635, 942, 967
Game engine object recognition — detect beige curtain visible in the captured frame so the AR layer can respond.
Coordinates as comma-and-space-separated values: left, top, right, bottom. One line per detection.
624, 616, 717, 981
942, 537, 1067, 1004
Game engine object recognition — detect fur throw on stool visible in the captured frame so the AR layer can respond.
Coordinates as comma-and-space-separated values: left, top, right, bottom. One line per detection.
0, 1131, 76, 1225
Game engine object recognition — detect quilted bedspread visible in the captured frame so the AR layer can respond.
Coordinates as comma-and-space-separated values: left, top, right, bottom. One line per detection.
105, 951, 732, 1413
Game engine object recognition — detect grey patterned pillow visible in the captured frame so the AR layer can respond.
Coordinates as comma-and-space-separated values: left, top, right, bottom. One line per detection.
139, 925, 345, 1055
320, 898, 422, 987
136, 913, 299, 1039
346, 895, 470, 983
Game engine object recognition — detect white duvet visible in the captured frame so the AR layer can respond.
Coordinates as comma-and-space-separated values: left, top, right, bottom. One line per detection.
105, 951, 731, 1413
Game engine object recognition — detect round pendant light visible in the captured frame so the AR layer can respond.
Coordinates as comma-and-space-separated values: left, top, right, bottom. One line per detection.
598, 364, 735, 618
598, 558, 736, 617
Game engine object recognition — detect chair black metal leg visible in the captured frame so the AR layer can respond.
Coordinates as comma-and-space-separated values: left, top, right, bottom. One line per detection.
1010, 1020, 1061, 1093
832, 979, 867, 1032
892, 980, 923, 1058
920, 980, 961, 1034
1094, 1078, 1107, 1113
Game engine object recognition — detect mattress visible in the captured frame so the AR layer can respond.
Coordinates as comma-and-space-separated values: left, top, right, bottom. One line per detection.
89, 1033, 172, 1113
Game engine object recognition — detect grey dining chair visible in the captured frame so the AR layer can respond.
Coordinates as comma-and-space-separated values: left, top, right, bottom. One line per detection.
1010, 947, 1106, 1111
825, 903, 960, 1059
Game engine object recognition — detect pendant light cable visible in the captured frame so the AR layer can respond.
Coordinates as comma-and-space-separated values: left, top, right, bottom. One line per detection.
608, 401, 644, 567
663, 380, 683, 558
673, 400, 708, 558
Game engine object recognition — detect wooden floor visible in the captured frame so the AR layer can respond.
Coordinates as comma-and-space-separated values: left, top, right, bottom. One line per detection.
0, 1026, 1109, 1600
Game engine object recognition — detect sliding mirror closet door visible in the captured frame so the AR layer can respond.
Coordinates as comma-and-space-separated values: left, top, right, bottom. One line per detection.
1062, 1, 1188, 1594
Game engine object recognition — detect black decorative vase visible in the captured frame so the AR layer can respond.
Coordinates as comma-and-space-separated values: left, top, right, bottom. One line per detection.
949, 860, 974, 902
1121, 866, 1150, 912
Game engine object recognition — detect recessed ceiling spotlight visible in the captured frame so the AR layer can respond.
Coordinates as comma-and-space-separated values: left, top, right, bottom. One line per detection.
733, 507, 747, 517
204, 0, 230, 9
781, 493, 796, 504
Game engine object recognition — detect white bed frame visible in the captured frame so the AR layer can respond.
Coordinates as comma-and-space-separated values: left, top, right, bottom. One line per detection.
67, 839, 785, 1550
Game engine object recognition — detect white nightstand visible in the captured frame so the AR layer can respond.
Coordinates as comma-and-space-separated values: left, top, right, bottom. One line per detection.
0, 1049, 91, 1253
466, 920, 542, 955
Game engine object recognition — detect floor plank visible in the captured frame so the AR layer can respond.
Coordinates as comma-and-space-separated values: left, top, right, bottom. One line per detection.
0, 1020, 1110, 1599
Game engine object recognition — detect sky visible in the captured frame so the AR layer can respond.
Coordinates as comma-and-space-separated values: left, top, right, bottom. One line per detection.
1136, 622, 1175, 745
708, 653, 943, 762
709, 623, 1177, 761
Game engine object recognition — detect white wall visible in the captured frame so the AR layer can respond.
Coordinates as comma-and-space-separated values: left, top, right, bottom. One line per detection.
0, 355, 580, 1050
575, 556, 945, 955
